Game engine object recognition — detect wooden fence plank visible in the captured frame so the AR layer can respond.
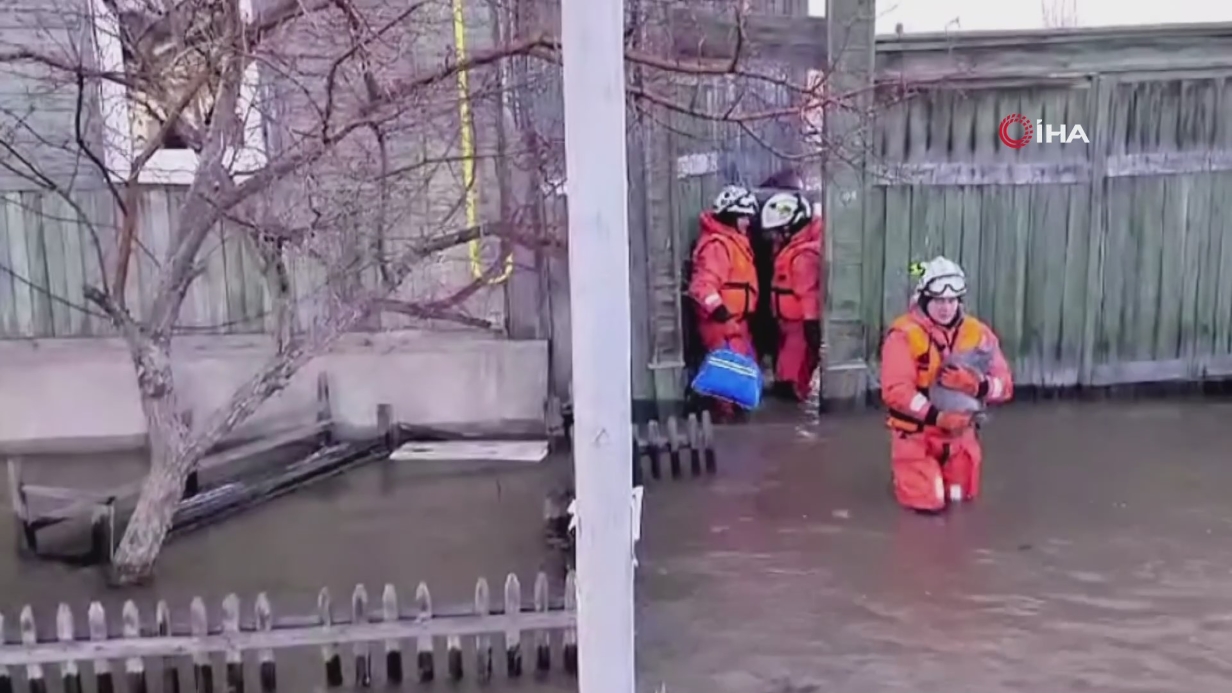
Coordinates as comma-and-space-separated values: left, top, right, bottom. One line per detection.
123, 601, 148, 693
562, 570, 577, 676
190, 597, 212, 693
21, 192, 52, 337
57, 605, 80, 693
156, 601, 179, 693
414, 582, 433, 683
533, 572, 550, 674
318, 588, 341, 689
351, 585, 371, 688
474, 578, 491, 683
253, 594, 274, 693
42, 194, 70, 337
503, 574, 521, 678
380, 586, 401, 685
20, 606, 44, 693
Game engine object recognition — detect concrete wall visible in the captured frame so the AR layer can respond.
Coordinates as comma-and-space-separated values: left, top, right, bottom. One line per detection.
0, 331, 548, 454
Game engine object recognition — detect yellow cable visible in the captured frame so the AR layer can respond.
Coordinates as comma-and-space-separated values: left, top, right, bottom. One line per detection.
451, 0, 513, 284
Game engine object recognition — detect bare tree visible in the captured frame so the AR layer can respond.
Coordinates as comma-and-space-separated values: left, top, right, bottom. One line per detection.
0, 0, 851, 583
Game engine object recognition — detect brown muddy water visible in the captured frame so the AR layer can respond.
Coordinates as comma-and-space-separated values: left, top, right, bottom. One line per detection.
6, 399, 1232, 693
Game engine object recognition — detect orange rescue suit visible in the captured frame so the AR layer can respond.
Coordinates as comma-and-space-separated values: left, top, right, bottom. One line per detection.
880, 309, 1013, 511
770, 218, 823, 400
688, 212, 759, 358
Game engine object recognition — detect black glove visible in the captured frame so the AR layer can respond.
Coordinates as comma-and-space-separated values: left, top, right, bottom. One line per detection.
804, 320, 821, 349
710, 305, 733, 323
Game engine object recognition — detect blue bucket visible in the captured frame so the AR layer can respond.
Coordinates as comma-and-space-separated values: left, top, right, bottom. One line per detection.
691, 347, 763, 410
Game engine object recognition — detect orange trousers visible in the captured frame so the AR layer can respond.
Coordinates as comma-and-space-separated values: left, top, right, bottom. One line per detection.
696, 317, 755, 358
890, 428, 982, 512
696, 316, 755, 418
774, 321, 819, 401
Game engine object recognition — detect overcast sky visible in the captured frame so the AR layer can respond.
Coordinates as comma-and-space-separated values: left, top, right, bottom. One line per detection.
806, 0, 1232, 33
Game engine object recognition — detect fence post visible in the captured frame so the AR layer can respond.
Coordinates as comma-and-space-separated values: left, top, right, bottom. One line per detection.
20, 606, 44, 693
415, 582, 434, 682
646, 420, 663, 479
474, 578, 492, 683
351, 585, 372, 688
157, 601, 179, 693
667, 416, 682, 478
563, 570, 578, 675
822, 0, 876, 408
122, 601, 147, 693
381, 585, 402, 684
503, 574, 523, 678
255, 594, 276, 693
221, 595, 243, 693
89, 602, 114, 693
58, 605, 81, 693
318, 589, 342, 689
190, 597, 213, 693
561, 0, 639, 687
534, 573, 551, 674
686, 414, 701, 476
376, 404, 394, 449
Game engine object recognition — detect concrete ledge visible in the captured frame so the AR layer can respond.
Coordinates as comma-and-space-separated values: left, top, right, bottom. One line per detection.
0, 331, 549, 453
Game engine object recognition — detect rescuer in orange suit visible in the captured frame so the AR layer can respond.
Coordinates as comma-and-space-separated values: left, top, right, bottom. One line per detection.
761, 191, 823, 401
880, 257, 1014, 512
688, 185, 761, 419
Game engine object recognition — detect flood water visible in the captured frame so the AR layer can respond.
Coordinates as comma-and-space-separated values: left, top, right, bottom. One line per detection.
6, 398, 1232, 692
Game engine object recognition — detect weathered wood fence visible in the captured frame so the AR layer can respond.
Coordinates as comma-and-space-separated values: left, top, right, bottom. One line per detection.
658, 7, 1232, 402
0, 187, 512, 341
0, 572, 577, 693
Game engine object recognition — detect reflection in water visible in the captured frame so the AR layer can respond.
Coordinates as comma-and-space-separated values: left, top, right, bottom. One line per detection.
6, 399, 1232, 693
639, 399, 1232, 693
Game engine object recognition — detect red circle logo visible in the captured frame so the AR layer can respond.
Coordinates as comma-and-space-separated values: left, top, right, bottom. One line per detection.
998, 113, 1033, 149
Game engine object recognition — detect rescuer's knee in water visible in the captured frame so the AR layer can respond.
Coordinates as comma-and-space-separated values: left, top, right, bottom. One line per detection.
880, 256, 1014, 511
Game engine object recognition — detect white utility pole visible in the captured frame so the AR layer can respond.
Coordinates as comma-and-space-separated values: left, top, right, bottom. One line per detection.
561, 0, 636, 687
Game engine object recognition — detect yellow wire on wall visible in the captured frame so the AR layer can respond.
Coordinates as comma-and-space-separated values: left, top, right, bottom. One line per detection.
451, 0, 513, 284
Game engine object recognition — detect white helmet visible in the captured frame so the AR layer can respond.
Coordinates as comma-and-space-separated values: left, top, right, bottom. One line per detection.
760, 191, 811, 231
914, 256, 967, 299
712, 185, 758, 217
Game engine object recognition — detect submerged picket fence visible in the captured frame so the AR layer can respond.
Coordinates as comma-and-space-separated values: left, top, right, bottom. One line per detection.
0, 571, 577, 693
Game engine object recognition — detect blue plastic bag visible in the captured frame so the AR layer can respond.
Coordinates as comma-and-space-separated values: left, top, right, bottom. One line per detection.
691, 346, 763, 410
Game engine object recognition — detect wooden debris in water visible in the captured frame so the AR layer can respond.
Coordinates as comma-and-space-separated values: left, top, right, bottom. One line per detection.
627, 415, 719, 483
388, 440, 549, 464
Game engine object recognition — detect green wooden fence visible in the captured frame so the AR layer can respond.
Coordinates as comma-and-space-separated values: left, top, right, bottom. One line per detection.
658, 17, 1232, 400
865, 33, 1232, 391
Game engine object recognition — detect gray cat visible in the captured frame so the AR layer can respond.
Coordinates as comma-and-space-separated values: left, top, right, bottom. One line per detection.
928, 348, 992, 425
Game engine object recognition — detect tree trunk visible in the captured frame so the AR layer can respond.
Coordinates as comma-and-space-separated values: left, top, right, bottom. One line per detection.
108, 338, 194, 585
